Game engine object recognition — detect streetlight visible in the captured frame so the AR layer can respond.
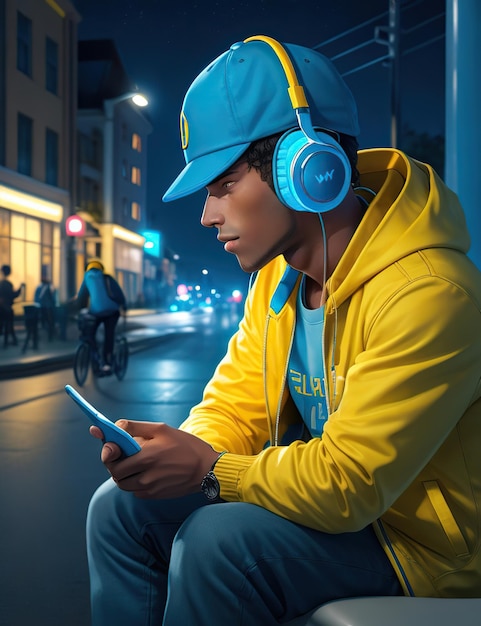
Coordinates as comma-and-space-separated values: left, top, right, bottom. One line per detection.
105, 91, 149, 110
132, 94, 148, 107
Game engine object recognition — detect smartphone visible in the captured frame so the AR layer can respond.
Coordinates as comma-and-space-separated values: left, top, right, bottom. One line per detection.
65, 384, 141, 457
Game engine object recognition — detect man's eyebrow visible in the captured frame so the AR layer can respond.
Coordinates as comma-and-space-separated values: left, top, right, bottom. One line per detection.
209, 162, 246, 186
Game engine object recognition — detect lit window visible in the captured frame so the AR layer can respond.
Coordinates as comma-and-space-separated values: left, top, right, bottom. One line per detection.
131, 202, 141, 221
131, 167, 141, 186
132, 133, 142, 152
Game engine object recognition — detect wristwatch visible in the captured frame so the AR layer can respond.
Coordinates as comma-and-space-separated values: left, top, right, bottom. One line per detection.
200, 451, 227, 500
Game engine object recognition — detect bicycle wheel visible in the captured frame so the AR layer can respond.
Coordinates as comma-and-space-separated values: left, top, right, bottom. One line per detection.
73, 342, 91, 386
90, 343, 102, 377
114, 337, 129, 380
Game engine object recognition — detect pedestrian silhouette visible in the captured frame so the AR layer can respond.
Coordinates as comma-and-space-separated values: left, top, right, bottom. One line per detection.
0, 264, 24, 348
34, 276, 56, 341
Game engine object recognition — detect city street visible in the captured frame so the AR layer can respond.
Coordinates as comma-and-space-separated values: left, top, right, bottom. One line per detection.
0, 310, 238, 626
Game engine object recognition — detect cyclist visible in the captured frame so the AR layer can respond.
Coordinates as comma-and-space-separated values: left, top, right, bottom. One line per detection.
76, 259, 126, 373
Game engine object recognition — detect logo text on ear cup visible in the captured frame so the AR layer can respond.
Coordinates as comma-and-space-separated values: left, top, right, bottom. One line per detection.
301, 151, 345, 204
315, 170, 335, 184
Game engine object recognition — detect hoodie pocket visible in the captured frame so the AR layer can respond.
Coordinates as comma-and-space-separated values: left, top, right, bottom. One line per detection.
423, 480, 469, 557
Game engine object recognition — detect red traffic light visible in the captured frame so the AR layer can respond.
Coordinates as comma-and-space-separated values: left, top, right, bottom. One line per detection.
66, 215, 86, 236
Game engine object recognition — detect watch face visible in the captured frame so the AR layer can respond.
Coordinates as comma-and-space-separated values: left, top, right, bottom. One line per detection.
201, 471, 220, 500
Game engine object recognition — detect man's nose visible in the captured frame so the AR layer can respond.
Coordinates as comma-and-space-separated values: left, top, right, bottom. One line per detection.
201, 195, 223, 228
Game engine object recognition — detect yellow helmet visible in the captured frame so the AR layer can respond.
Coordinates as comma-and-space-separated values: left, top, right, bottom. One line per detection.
85, 258, 104, 272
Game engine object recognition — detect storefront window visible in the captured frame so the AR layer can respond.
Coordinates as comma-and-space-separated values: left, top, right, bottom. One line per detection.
42, 221, 53, 245
10, 213, 25, 239
26, 217, 41, 242
0, 209, 10, 265
4, 211, 60, 301
10, 238, 27, 289
52, 228, 61, 294
0, 208, 9, 236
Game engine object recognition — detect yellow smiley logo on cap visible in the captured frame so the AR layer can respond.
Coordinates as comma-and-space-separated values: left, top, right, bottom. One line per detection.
180, 110, 189, 150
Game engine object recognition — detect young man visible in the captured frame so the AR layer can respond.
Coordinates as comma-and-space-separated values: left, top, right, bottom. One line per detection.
86, 37, 481, 625
77, 259, 126, 372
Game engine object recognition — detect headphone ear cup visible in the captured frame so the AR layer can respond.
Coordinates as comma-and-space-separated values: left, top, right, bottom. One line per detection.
273, 130, 307, 211
273, 129, 351, 213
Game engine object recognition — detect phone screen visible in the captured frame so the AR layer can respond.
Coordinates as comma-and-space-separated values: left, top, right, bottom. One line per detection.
65, 384, 141, 456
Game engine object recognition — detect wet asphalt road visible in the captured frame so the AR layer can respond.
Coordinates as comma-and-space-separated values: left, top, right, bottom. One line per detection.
0, 311, 237, 626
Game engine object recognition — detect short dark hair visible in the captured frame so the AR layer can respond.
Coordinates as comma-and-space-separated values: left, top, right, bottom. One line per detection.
240, 130, 360, 192
1, 264, 11, 276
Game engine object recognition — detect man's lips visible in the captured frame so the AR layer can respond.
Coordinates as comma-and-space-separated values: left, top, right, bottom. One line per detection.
218, 236, 239, 253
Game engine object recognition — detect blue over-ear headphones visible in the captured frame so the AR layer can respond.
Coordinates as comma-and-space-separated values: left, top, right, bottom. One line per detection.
244, 36, 351, 213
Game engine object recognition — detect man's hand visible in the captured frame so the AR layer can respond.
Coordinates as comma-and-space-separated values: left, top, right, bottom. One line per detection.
90, 421, 220, 499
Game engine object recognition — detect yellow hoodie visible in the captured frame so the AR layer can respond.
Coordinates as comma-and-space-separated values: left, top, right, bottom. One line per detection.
180, 149, 481, 598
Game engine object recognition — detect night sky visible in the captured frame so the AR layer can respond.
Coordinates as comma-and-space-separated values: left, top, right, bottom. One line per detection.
73, 0, 445, 294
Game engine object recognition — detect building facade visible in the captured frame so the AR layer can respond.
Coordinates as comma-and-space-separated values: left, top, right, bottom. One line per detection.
76, 39, 152, 305
0, 0, 79, 307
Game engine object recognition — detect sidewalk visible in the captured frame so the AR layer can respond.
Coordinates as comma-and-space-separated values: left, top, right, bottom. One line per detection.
0, 309, 174, 380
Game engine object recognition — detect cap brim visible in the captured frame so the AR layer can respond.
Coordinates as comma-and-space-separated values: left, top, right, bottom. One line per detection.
162, 142, 251, 202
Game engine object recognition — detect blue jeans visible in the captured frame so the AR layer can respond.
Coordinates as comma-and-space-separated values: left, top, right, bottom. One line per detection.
87, 478, 402, 625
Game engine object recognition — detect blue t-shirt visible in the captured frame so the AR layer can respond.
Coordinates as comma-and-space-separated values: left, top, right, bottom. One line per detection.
288, 276, 328, 438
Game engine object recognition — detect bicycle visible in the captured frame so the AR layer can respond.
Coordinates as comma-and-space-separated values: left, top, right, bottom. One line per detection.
73, 311, 129, 386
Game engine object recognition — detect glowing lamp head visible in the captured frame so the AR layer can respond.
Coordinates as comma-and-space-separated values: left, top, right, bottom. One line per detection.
132, 94, 148, 107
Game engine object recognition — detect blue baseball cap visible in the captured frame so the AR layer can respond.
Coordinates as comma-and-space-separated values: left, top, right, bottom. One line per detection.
162, 36, 359, 202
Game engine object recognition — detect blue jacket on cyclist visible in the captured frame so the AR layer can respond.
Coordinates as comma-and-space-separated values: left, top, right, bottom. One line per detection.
77, 259, 127, 371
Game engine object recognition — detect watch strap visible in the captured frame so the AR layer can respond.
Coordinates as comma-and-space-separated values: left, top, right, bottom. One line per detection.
200, 451, 227, 500
210, 450, 227, 471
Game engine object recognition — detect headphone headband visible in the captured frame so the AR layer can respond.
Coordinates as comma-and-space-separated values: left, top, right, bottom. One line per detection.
243, 36, 309, 110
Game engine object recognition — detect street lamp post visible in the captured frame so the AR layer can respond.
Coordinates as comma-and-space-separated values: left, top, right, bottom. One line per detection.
445, 0, 481, 270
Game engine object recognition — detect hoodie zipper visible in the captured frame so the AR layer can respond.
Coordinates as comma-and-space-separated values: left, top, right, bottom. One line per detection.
263, 311, 297, 447
375, 519, 415, 596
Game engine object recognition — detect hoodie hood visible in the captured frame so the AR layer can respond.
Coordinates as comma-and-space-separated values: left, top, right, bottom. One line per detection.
328, 149, 470, 307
